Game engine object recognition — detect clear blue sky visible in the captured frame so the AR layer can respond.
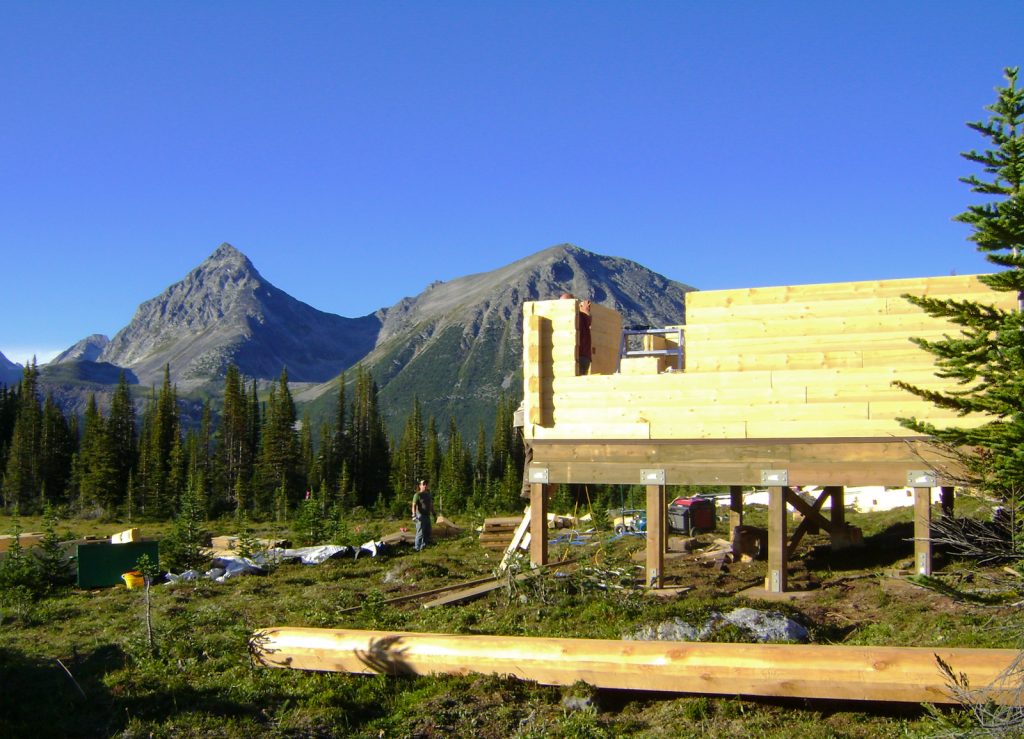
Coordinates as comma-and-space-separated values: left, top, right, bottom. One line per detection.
1, 1, 1021, 365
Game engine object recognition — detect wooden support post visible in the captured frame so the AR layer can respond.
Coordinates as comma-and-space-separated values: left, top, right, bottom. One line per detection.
830, 486, 846, 529
767, 486, 787, 592
940, 486, 955, 518
646, 483, 665, 588
530, 484, 548, 568
914, 486, 932, 576
729, 485, 743, 532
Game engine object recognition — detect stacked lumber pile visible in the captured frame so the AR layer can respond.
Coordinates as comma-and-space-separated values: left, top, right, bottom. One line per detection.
208, 535, 288, 556
478, 517, 522, 551
478, 514, 576, 551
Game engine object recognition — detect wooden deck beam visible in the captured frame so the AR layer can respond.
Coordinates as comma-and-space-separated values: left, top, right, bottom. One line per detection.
252, 627, 1022, 705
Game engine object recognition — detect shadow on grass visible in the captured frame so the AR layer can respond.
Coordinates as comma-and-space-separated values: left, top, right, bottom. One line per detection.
0, 642, 283, 736
803, 521, 916, 573
0, 644, 123, 737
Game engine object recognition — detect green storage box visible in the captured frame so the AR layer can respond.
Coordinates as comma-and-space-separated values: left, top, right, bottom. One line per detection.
76, 540, 160, 588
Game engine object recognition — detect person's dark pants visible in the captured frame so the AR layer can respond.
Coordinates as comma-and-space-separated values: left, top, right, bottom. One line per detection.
415, 515, 432, 551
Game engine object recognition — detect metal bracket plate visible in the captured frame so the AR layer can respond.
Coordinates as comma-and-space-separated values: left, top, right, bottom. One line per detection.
640, 469, 665, 485
528, 466, 549, 484
761, 469, 789, 486
907, 470, 937, 487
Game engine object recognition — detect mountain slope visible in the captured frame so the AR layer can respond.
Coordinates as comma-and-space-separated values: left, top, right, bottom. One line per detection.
0, 351, 22, 386
51, 334, 110, 364
299, 243, 694, 437
98, 243, 382, 389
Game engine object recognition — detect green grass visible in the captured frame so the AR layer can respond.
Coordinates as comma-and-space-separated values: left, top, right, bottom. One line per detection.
1, 508, 1021, 737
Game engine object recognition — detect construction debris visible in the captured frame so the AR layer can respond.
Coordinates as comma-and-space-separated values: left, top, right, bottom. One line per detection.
110, 528, 141, 544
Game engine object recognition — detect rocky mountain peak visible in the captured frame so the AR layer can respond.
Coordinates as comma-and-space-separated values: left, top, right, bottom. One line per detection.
97, 244, 381, 388
51, 334, 110, 365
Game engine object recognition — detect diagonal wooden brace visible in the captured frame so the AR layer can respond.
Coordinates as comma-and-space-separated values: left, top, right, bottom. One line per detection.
785, 486, 833, 557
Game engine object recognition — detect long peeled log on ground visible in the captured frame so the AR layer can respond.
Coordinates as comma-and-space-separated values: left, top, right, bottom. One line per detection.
251, 627, 1022, 705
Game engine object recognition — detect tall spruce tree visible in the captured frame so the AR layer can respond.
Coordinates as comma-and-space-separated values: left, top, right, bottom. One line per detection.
40, 394, 75, 506
896, 67, 1024, 498
108, 372, 137, 506
348, 366, 390, 508
258, 369, 301, 517
423, 416, 440, 491
324, 373, 348, 497
0, 384, 19, 477
2, 361, 42, 512
218, 364, 255, 514
392, 396, 425, 499
136, 366, 181, 517
438, 417, 469, 512
78, 394, 119, 516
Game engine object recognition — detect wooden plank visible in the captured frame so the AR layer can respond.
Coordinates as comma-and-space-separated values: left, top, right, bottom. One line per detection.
688, 331, 947, 355
0, 533, 44, 553
252, 627, 1023, 705
527, 438, 956, 488
683, 309, 982, 338
685, 291, 1013, 324
531, 422, 651, 440
684, 274, 998, 311
686, 350, 870, 373
423, 557, 576, 608
336, 576, 501, 614
498, 508, 532, 573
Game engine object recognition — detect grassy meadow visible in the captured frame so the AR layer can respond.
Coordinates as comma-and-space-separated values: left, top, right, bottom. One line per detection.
1, 502, 1022, 738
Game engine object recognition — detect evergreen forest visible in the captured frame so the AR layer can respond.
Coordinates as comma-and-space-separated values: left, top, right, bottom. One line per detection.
0, 360, 545, 525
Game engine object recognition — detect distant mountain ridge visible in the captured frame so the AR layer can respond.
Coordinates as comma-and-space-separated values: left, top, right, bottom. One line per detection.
0, 351, 22, 386
298, 243, 694, 435
38, 242, 694, 437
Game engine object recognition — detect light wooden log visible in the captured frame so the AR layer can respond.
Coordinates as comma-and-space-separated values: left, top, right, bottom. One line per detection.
684, 274, 998, 311
252, 627, 1022, 705
683, 305, 999, 336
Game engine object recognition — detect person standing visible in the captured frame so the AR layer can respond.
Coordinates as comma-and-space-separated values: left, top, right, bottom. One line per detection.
411, 479, 435, 551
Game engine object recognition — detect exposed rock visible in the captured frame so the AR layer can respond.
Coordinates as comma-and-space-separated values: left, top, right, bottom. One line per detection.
624, 608, 809, 644
98, 243, 381, 389
721, 607, 809, 642
50, 334, 109, 364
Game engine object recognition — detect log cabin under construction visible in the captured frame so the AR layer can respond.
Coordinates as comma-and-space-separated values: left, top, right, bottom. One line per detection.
521, 273, 1017, 593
